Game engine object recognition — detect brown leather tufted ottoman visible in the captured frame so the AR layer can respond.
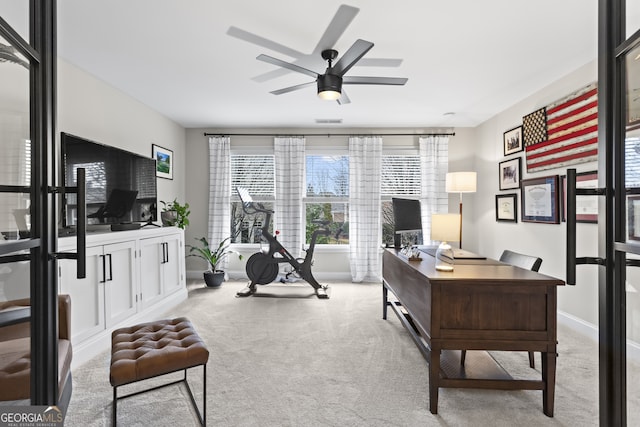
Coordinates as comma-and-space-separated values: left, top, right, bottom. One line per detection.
109, 317, 209, 426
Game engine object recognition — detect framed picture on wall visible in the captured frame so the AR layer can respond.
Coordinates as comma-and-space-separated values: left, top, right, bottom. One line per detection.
152, 144, 173, 180
499, 157, 521, 190
559, 170, 598, 223
503, 125, 523, 156
521, 175, 560, 224
495, 193, 518, 222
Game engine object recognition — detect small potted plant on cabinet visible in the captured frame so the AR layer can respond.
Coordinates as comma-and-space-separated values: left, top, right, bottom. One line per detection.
188, 236, 243, 287
160, 199, 190, 229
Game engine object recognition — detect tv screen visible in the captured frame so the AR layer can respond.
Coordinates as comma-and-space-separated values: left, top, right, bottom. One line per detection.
392, 198, 422, 233
61, 132, 157, 228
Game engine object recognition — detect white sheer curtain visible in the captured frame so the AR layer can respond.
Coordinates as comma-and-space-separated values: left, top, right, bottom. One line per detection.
349, 136, 382, 282
419, 135, 449, 244
274, 136, 305, 258
208, 136, 231, 268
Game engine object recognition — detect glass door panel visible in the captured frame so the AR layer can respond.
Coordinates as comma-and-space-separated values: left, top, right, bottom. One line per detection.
0, 3, 29, 42
0, 33, 31, 245
0, 24, 32, 406
624, 38, 640, 425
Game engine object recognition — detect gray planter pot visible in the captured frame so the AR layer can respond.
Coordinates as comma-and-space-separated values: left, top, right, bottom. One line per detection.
161, 211, 177, 226
203, 270, 225, 287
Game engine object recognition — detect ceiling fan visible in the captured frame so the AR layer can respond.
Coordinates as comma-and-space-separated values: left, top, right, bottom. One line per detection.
257, 38, 408, 105
227, 4, 402, 83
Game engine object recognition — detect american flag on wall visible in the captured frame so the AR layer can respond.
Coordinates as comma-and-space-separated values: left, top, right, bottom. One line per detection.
523, 83, 598, 173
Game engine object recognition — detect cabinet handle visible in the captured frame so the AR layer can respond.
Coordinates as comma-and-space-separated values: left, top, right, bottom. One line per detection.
107, 253, 113, 281
99, 254, 106, 283
164, 242, 169, 264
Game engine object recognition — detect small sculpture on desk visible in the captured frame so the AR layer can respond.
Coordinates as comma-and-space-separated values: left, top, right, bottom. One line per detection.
400, 245, 422, 261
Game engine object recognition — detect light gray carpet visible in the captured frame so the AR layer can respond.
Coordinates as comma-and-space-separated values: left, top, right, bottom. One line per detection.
63, 280, 637, 426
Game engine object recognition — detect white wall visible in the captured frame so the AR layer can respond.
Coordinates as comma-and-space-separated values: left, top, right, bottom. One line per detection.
469, 60, 600, 329
58, 51, 609, 345
57, 59, 187, 216
184, 128, 473, 279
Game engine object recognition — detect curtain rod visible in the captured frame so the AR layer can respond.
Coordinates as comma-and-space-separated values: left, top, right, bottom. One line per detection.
203, 132, 455, 137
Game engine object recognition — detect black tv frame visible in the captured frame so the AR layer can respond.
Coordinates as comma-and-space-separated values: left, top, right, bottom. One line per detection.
60, 132, 158, 232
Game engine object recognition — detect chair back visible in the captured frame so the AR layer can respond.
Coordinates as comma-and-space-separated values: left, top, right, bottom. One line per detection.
499, 249, 542, 272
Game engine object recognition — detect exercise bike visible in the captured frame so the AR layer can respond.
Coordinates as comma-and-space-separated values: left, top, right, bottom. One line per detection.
235, 187, 330, 299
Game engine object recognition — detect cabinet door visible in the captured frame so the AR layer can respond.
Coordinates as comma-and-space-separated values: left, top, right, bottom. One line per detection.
162, 233, 183, 295
139, 236, 164, 309
104, 240, 137, 327
59, 245, 105, 343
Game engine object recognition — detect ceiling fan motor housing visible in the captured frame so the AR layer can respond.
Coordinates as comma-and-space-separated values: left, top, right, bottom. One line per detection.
317, 73, 342, 94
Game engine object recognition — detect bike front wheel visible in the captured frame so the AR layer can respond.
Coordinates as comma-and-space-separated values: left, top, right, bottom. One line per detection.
245, 252, 279, 285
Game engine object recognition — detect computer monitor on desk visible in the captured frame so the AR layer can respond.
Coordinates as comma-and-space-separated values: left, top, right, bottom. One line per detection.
392, 198, 423, 248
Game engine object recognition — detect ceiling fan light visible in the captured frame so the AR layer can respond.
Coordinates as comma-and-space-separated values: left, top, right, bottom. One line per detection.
317, 74, 342, 101
318, 90, 341, 101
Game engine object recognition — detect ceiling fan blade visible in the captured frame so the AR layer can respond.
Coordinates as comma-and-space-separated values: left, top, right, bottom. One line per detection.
337, 89, 351, 105
252, 67, 297, 83
257, 54, 318, 79
331, 39, 374, 76
357, 58, 403, 67
312, 5, 359, 54
270, 81, 316, 95
227, 26, 303, 58
343, 76, 408, 85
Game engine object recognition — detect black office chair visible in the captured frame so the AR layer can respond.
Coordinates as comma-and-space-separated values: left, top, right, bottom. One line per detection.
460, 249, 543, 369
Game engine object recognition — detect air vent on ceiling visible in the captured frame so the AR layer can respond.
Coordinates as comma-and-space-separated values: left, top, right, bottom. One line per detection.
315, 119, 343, 124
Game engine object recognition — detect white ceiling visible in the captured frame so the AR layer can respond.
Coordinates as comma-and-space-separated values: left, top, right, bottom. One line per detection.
5, 1, 637, 129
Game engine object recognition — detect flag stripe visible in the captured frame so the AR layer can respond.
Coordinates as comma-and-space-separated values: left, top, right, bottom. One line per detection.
546, 87, 598, 115
524, 83, 598, 172
547, 103, 597, 128
527, 149, 598, 170
526, 135, 597, 160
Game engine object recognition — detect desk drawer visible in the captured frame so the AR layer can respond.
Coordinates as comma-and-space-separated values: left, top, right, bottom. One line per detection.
436, 283, 553, 340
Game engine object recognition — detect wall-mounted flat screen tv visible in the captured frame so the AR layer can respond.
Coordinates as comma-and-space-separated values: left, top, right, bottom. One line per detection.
61, 132, 157, 228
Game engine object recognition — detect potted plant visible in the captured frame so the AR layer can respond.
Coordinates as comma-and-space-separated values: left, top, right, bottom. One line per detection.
188, 236, 243, 287
160, 199, 190, 229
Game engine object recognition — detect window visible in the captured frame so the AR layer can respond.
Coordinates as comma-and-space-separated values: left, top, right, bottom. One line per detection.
230, 154, 275, 243
380, 155, 421, 245
305, 155, 349, 244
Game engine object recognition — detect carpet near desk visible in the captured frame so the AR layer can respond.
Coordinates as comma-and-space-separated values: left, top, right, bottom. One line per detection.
62, 280, 617, 427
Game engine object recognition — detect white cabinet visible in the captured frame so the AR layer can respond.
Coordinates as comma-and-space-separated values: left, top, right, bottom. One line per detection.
58, 246, 105, 343
57, 227, 186, 365
139, 232, 183, 308
58, 240, 136, 343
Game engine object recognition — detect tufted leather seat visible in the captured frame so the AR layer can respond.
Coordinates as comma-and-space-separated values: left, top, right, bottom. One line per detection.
109, 317, 209, 426
110, 317, 209, 387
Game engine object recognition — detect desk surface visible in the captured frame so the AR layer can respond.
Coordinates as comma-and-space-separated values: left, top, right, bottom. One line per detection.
390, 248, 564, 285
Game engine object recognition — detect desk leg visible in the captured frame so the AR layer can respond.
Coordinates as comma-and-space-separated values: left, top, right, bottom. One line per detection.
382, 282, 388, 320
429, 345, 440, 414
541, 351, 556, 417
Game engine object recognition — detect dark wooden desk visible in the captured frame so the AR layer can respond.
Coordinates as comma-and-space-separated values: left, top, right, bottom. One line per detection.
382, 248, 564, 416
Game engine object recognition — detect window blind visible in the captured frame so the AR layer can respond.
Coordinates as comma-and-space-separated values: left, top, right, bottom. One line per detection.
230, 154, 275, 197
381, 155, 421, 196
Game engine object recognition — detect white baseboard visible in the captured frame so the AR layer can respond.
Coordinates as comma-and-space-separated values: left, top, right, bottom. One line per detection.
558, 310, 640, 363
187, 269, 354, 282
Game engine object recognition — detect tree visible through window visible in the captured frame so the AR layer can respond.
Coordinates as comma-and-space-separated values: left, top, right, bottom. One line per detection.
305, 155, 349, 244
